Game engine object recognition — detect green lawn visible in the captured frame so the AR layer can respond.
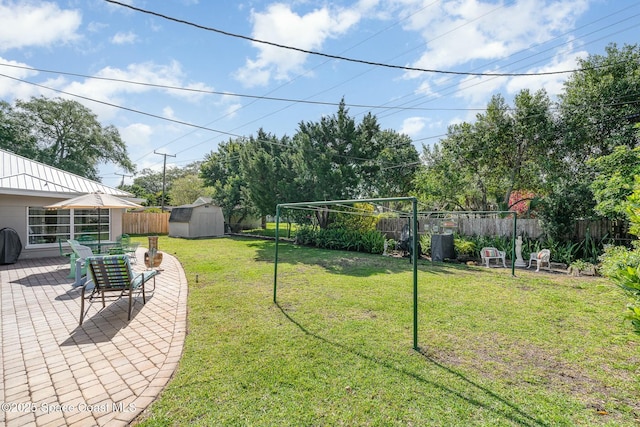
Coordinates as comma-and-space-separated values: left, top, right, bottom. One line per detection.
240, 222, 298, 238
134, 236, 639, 426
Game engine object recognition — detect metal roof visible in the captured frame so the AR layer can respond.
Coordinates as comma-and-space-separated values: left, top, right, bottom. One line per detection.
0, 148, 133, 198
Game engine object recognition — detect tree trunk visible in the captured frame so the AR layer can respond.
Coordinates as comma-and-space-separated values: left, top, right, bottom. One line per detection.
316, 206, 330, 229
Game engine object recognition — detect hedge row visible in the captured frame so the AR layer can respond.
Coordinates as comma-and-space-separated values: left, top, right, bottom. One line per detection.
295, 226, 385, 254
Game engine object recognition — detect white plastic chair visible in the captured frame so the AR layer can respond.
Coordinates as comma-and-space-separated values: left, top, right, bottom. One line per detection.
528, 249, 551, 272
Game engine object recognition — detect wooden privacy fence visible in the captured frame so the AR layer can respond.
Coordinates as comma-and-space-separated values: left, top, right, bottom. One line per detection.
122, 212, 170, 235
377, 217, 628, 241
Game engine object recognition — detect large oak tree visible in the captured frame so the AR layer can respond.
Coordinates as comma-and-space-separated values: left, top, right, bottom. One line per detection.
2, 96, 134, 181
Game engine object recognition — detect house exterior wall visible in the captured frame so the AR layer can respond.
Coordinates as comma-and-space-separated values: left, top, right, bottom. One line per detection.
0, 194, 124, 260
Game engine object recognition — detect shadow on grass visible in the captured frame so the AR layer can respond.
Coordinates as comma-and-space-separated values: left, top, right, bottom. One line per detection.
276, 302, 549, 427
245, 237, 465, 278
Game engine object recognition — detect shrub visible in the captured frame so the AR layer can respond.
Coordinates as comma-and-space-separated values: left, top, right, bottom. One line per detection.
419, 233, 431, 256
332, 203, 379, 233
386, 239, 397, 250
599, 243, 640, 278
608, 264, 640, 334
569, 259, 597, 276
143, 207, 164, 213
294, 225, 385, 254
294, 226, 317, 246
454, 237, 476, 257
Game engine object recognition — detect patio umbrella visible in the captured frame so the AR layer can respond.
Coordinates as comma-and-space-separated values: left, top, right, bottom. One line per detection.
44, 192, 142, 249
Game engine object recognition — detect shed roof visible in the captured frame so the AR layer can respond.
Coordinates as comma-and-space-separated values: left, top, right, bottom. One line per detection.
0, 148, 133, 198
169, 207, 193, 222
168, 198, 220, 222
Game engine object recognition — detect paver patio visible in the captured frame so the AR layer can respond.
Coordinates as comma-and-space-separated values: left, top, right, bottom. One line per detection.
0, 249, 187, 426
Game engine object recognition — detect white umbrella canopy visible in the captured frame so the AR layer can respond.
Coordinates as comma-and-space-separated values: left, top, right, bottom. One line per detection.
44, 192, 142, 246
44, 192, 142, 210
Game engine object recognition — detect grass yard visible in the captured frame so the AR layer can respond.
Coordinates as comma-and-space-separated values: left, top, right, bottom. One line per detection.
134, 236, 639, 426
240, 222, 299, 238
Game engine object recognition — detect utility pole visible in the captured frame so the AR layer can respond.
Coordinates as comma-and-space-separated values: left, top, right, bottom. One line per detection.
154, 150, 176, 212
115, 172, 133, 187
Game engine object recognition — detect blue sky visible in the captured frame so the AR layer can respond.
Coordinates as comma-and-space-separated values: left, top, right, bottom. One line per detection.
0, 0, 638, 188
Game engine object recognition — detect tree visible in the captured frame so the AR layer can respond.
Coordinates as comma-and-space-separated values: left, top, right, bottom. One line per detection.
558, 43, 640, 161
415, 90, 556, 213
203, 101, 420, 229
471, 90, 555, 208
9, 96, 134, 180
0, 101, 38, 157
589, 145, 640, 220
168, 174, 213, 206
289, 100, 420, 228
293, 101, 361, 206
537, 175, 596, 240
201, 139, 256, 231
118, 183, 154, 205
536, 43, 640, 233
419, 120, 504, 211
366, 129, 420, 198
128, 162, 201, 207
240, 129, 298, 219
414, 142, 475, 211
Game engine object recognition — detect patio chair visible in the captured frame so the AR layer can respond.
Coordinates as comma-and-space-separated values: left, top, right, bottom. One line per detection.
71, 244, 97, 287
77, 235, 95, 244
528, 249, 551, 272
480, 247, 507, 268
79, 254, 158, 325
58, 237, 73, 258
124, 242, 140, 263
118, 234, 131, 246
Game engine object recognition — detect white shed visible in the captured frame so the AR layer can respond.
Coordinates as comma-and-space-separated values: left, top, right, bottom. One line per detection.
168, 198, 225, 238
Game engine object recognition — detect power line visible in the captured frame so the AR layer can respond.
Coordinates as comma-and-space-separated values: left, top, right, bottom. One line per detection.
4, 70, 638, 179
0, 62, 515, 112
103, 0, 612, 78
357, 5, 640, 121
115, 172, 133, 187
0, 73, 241, 138
154, 150, 176, 212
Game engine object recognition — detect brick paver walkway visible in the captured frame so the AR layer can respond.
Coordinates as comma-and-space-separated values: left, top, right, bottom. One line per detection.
0, 249, 187, 426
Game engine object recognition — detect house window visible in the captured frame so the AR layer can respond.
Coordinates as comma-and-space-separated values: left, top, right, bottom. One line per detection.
27, 207, 110, 245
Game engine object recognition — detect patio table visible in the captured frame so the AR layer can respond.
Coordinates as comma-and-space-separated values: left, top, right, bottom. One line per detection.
79, 240, 119, 253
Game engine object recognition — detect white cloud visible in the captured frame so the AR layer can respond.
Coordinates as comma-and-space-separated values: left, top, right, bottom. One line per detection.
58, 60, 213, 119
111, 31, 138, 45
399, 0, 591, 104
120, 123, 153, 148
87, 21, 108, 33
224, 102, 242, 118
235, 2, 371, 87
455, 73, 509, 105
216, 93, 242, 119
0, 1, 81, 51
0, 57, 39, 98
400, 116, 426, 136
163, 106, 176, 119
505, 46, 586, 99
415, 81, 435, 97
404, 0, 589, 72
